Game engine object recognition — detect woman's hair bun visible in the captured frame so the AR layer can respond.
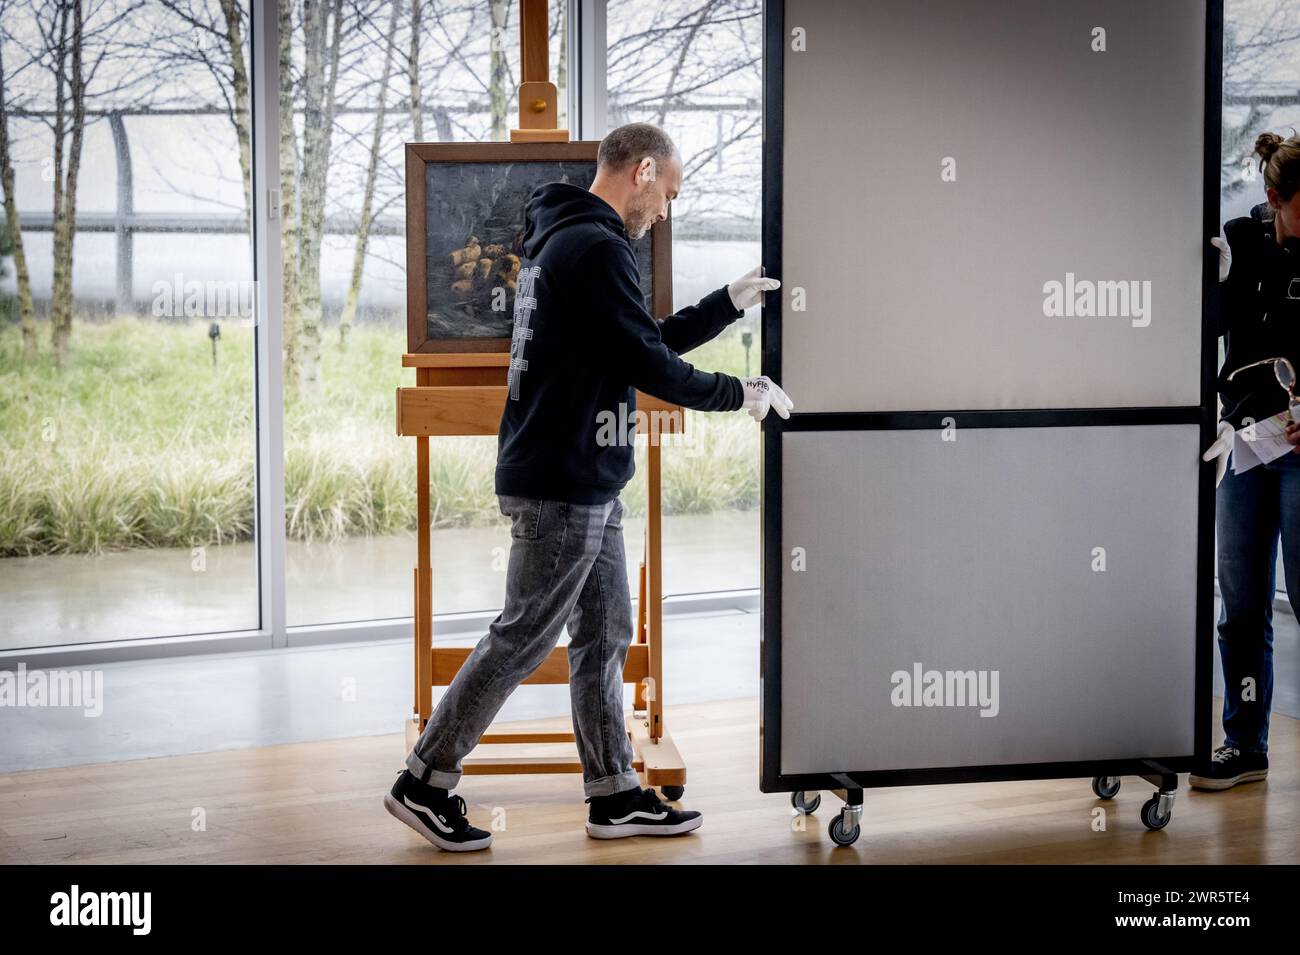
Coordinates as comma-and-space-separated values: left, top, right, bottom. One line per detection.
1255, 131, 1284, 164
1252, 129, 1300, 200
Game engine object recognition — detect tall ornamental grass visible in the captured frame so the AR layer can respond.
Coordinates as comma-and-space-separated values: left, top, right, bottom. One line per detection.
0, 316, 759, 556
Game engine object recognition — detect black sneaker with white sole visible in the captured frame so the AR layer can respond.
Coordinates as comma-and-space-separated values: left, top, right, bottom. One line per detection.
384, 770, 493, 851
585, 786, 703, 839
1188, 746, 1269, 791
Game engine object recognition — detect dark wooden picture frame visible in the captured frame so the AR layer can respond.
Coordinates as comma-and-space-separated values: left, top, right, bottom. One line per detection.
404, 140, 673, 354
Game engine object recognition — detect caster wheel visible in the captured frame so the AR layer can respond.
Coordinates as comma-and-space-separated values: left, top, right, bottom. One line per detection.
660, 785, 685, 801
1092, 776, 1121, 799
828, 815, 860, 847
1140, 796, 1172, 830
791, 791, 822, 815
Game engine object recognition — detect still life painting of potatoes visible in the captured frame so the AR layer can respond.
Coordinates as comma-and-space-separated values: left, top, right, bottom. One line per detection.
423, 159, 654, 342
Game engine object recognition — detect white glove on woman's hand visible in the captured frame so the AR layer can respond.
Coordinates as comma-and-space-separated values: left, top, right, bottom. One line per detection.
728, 266, 781, 311
1210, 232, 1231, 282
741, 375, 794, 421
1202, 419, 1234, 486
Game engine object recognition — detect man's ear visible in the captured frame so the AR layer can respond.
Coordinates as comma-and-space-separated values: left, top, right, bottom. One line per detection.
636, 156, 657, 184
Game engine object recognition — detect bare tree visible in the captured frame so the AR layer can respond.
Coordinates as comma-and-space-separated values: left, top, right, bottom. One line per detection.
607, 0, 762, 235
488, 0, 509, 139
293, 0, 344, 397
45, 0, 87, 367
339, 0, 401, 346
1222, 0, 1300, 200
3, 0, 168, 364
219, 0, 251, 222
280, 0, 303, 394
151, 1, 253, 226
0, 9, 38, 363
408, 0, 423, 140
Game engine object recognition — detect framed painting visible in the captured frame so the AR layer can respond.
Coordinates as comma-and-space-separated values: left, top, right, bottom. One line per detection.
404, 141, 670, 354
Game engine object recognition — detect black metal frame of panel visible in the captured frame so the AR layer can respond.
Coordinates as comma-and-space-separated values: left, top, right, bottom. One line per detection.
759, 0, 1223, 795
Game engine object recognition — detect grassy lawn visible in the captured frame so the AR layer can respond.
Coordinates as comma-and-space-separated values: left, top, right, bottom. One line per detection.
0, 316, 759, 556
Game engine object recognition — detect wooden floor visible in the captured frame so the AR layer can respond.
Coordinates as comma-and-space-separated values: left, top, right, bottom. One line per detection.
1, 696, 1296, 864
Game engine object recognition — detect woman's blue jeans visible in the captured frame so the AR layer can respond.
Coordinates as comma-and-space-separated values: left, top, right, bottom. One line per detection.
1215, 446, 1300, 754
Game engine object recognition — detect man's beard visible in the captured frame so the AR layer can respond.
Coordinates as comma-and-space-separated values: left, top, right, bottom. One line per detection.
625, 200, 655, 240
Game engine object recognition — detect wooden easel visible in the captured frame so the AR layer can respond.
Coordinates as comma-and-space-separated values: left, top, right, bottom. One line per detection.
397, 0, 688, 796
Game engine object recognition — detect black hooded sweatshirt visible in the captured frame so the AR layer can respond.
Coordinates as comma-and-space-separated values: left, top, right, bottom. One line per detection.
1218, 201, 1300, 429
495, 181, 746, 505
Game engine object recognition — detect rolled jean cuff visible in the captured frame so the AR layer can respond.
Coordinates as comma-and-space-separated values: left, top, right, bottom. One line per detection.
1223, 739, 1268, 755
584, 769, 641, 799
406, 750, 461, 790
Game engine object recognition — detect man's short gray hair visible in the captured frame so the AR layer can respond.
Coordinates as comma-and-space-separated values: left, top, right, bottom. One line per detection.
597, 122, 678, 172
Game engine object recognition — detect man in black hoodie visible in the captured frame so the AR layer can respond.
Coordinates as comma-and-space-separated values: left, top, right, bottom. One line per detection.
385, 123, 792, 850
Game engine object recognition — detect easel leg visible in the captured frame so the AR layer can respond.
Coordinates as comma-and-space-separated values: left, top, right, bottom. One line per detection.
413, 567, 420, 720
634, 541, 648, 711
645, 442, 664, 742
416, 434, 433, 729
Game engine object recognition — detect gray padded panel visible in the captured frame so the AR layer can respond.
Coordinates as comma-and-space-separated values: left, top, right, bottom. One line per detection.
779, 425, 1199, 775
781, 0, 1206, 412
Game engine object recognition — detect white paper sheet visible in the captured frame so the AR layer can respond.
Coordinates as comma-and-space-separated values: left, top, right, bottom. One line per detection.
1232, 412, 1298, 474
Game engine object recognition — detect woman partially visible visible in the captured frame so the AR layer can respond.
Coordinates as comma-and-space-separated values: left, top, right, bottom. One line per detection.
1193, 131, 1300, 791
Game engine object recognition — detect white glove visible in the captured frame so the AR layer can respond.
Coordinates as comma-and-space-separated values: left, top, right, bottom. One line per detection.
1210, 232, 1231, 282
741, 375, 794, 422
728, 266, 781, 311
1202, 419, 1234, 486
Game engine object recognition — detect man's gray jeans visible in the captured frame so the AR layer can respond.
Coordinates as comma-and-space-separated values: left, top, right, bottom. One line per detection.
405, 493, 641, 799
